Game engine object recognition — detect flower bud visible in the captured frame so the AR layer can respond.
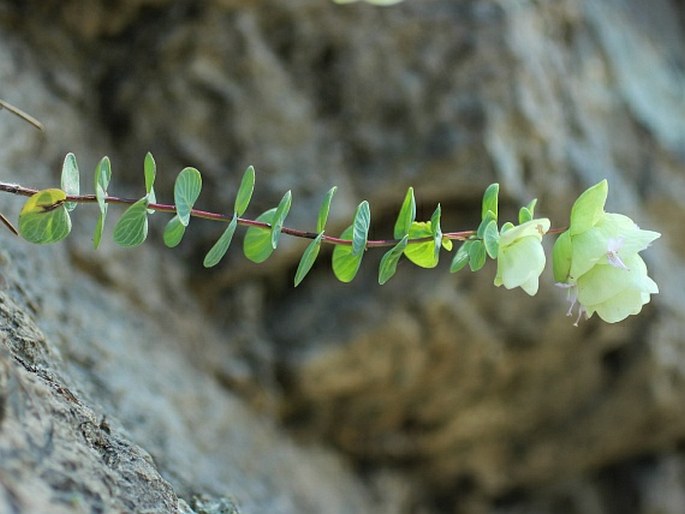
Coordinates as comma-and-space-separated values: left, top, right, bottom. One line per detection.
494, 218, 550, 296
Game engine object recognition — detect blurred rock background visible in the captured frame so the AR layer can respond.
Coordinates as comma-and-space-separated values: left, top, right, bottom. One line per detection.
1, 0, 684, 512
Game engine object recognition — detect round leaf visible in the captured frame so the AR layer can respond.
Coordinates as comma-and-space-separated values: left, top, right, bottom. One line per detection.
468, 240, 487, 271
243, 208, 277, 263
450, 241, 471, 273
332, 225, 363, 283
174, 167, 203, 226
113, 198, 149, 247
483, 220, 499, 259
403, 221, 438, 269
61, 153, 80, 212
19, 189, 72, 244
163, 215, 187, 248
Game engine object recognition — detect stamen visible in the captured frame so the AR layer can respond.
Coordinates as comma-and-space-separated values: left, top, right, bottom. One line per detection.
607, 237, 629, 270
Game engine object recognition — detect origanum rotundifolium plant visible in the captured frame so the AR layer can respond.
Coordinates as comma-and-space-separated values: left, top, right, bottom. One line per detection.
0, 152, 660, 325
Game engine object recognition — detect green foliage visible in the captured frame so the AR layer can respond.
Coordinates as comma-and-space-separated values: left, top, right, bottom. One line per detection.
234, 166, 255, 217
174, 167, 202, 226
468, 240, 487, 272
450, 242, 470, 273
401, 205, 448, 270
163, 215, 186, 248
403, 221, 436, 268
271, 190, 292, 249
316, 187, 337, 233
481, 183, 499, 222
483, 220, 499, 259
243, 208, 277, 263
18, 188, 72, 244
113, 198, 149, 247
393, 187, 415, 239
430, 204, 442, 259
144, 152, 157, 204
93, 156, 111, 249
518, 198, 537, 224
294, 232, 324, 287
378, 235, 408, 285
352, 201, 370, 255
332, 225, 363, 282
61, 153, 79, 212
204, 216, 238, 267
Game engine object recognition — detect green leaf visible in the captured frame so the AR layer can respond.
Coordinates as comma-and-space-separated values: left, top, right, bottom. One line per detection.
144, 152, 156, 195
332, 225, 364, 283
61, 153, 79, 212
570, 179, 608, 235
450, 241, 470, 273
174, 167, 202, 226
203, 215, 238, 267
477, 210, 496, 238
430, 204, 442, 261
271, 190, 292, 249
94, 156, 112, 200
352, 200, 371, 255
483, 220, 499, 259
500, 221, 515, 234
163, 215, 187, 248
468, 240, 487, 271
234, 165, 255, 216
481, 183, 499, 221
244, 208, 277, 263
144, 152, 157, 211
113, 198, 149, 247
518, 206, 532, 224
552, 229, 573, 282
393, 187, 416, 239
403, 221, 438, 268
18, 189, 72, 244
378, 235, 408, 285
93, 156, 111, 249
518, 198, 539, 224
294, 232, 324, 286
316, 186, 337, 233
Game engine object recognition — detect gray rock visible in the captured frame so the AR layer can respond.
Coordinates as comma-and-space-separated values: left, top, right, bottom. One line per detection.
0, 0, 684, 513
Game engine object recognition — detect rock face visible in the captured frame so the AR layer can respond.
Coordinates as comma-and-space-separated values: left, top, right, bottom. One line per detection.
1, 0, 684, 513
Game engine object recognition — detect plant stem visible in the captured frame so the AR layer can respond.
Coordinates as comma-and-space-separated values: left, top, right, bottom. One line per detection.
0, 182, 567, 248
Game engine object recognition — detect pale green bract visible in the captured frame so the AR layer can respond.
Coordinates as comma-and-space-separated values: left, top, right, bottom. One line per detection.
552, 180, 660, 324
494, 218, 550, 296
575, 254, 658, 323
